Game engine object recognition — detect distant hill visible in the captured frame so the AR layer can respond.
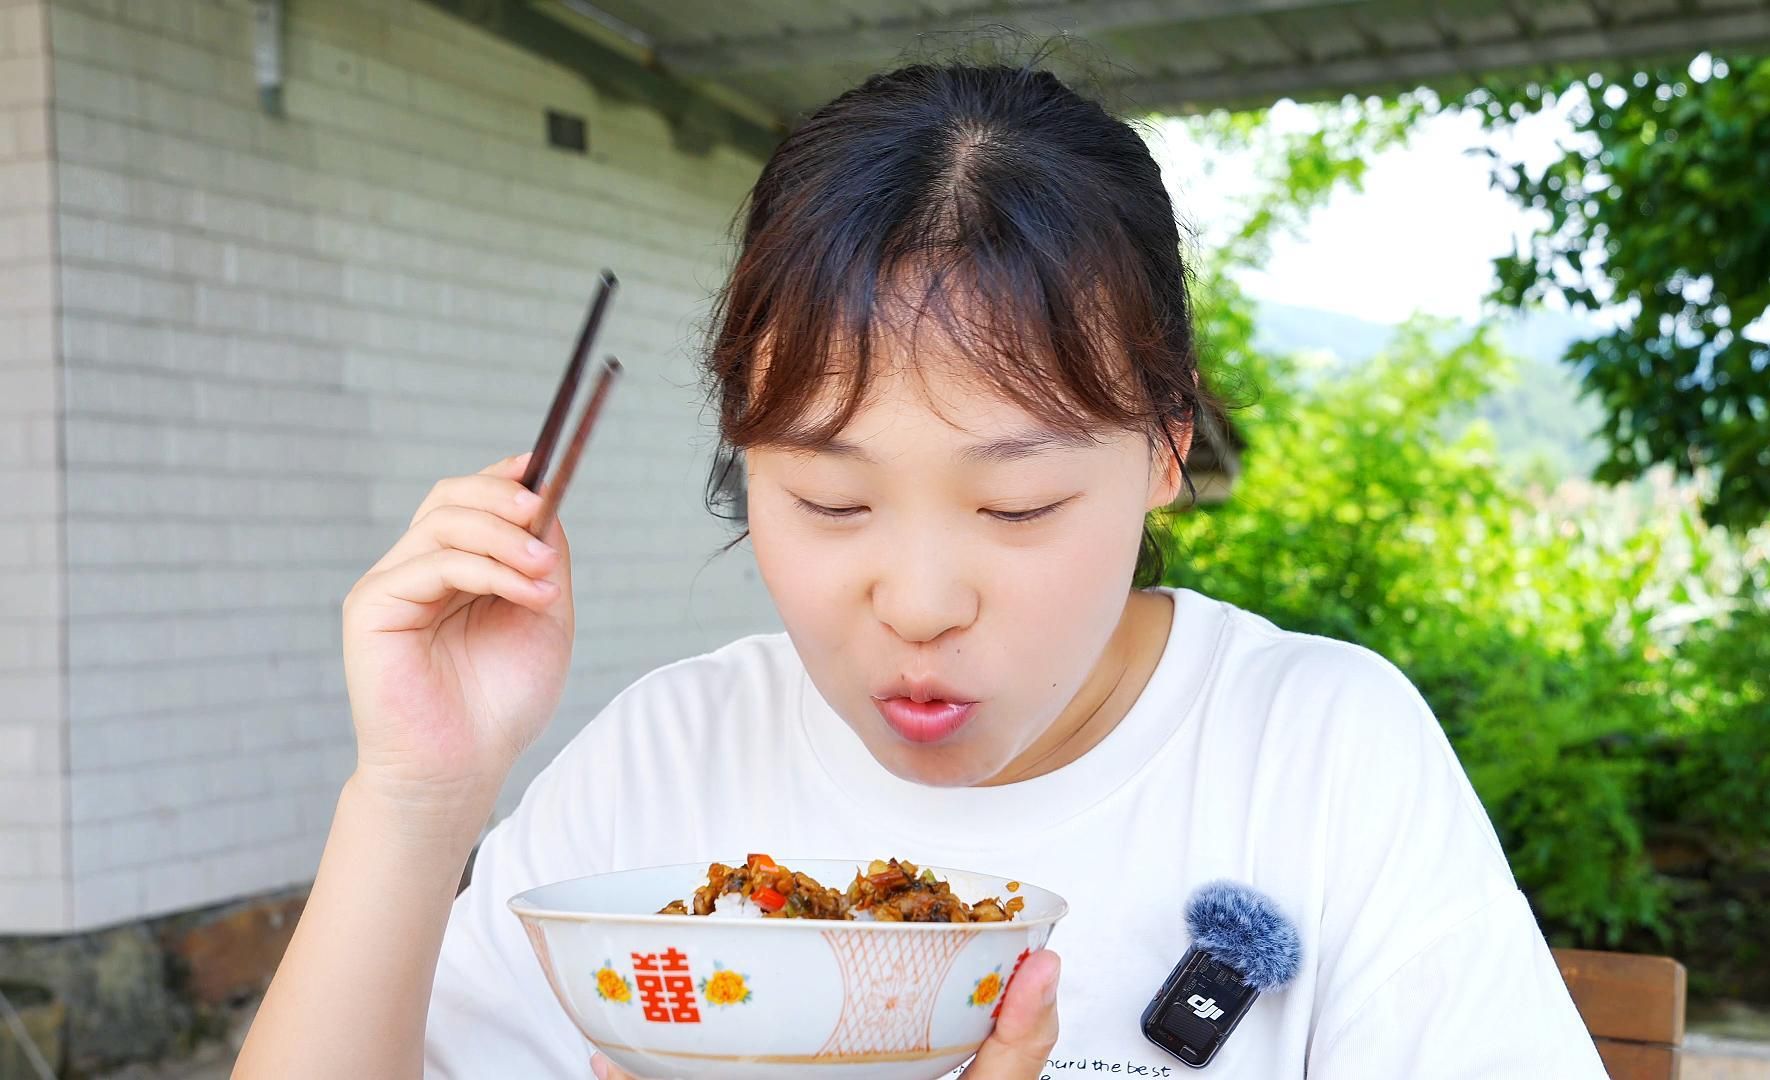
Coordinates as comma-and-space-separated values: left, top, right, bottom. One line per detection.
1250, 300, 1608, 477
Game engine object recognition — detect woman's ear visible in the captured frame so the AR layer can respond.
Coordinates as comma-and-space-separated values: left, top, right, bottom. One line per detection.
1147, 419, 1192, 510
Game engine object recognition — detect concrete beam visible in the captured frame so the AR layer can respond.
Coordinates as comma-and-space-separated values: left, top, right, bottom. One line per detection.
657, 0, 1365, 77
416, 0, 782, 159
1114, 8, 1770, 112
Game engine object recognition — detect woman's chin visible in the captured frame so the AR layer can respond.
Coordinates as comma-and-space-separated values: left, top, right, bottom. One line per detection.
873, 739, 1009, 789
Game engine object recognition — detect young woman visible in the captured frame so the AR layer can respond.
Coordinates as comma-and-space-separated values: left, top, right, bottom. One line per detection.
238, 64, 1605, 1078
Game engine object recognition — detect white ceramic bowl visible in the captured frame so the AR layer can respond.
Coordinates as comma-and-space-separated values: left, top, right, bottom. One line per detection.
510, 859, 1067, 1080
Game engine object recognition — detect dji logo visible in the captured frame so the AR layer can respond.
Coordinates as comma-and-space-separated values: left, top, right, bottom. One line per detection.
1186, 994, 1225, 1021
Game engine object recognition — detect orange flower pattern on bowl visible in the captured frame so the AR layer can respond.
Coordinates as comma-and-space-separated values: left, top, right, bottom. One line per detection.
700, 965, 752, 1007
595, 961, 633, 1004
967, 968, 1003, 1008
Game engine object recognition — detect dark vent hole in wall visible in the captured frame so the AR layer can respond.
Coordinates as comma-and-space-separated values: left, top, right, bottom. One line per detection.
546, 109, 588, 153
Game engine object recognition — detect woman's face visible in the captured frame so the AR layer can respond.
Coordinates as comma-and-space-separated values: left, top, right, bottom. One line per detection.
747, 341, 1182, 788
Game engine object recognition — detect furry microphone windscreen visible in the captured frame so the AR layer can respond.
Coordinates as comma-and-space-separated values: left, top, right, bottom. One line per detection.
1184, 880, 1304, 993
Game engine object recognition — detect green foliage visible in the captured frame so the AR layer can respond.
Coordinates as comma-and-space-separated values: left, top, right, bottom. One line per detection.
1160, 98, 1768, 951
1644, 587, 1770, 998
1464, 56, 1770, 529
1167, 281, 1689, 939
1647, 585, 1770, 849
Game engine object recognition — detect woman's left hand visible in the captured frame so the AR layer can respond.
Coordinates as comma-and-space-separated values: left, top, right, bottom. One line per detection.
590, 949, 1062, 1079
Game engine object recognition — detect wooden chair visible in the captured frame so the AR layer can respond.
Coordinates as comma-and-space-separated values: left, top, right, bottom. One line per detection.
1554, 948, 1687, 1080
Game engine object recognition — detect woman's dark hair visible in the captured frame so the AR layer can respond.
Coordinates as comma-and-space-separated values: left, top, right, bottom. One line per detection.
704, 62, 1210, 587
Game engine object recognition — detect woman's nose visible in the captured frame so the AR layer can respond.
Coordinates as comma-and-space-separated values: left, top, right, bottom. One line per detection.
870, 540, 979, 645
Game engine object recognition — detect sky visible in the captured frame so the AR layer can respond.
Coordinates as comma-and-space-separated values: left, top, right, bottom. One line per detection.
1146, 98, 1584, 326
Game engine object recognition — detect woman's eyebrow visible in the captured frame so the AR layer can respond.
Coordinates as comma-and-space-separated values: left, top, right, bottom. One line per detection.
958, 430, 1096, 464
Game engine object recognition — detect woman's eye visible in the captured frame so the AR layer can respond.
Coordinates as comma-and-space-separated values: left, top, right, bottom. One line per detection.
795, 498, 868, 520
984, 500, 1068, 524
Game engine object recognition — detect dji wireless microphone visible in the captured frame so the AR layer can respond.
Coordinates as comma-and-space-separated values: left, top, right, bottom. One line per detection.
1141, 880, 1303, 1068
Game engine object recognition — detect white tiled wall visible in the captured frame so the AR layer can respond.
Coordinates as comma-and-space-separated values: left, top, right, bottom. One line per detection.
0, 0, 68, 934
5, 0, 778, 933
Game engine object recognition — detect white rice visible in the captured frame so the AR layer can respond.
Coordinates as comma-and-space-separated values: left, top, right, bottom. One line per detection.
707, 893, 765, 919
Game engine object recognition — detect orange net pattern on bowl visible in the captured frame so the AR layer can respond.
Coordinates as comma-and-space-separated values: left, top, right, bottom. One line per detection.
818, 925, 979, 1056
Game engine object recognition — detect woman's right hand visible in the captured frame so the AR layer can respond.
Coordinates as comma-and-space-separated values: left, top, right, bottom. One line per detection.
341, 452, 574, 837
238, 452, 570, 1077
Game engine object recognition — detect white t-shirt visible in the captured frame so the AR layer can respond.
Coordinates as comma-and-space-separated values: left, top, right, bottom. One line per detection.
425, 588, 1605, 1078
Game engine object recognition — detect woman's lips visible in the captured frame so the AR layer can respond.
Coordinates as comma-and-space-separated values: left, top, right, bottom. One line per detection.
872, 697, 978, 744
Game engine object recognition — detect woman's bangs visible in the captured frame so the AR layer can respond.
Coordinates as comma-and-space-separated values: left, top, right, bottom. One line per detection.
727, 247, 1160, 450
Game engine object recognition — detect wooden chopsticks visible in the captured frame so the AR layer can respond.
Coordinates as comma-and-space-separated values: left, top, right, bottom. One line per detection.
522, 270, 622, 540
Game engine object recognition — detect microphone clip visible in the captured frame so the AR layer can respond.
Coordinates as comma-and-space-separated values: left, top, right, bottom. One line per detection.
1142, 879, 1302, 1068
1140, 942, 1261, 1068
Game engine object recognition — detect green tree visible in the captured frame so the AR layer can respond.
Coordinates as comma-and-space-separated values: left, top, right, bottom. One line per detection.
1466, 56, 1770, 529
